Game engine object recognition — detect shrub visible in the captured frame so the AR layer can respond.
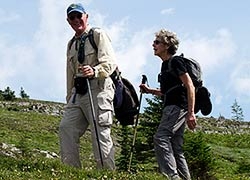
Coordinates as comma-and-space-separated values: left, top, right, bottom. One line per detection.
184, 131, 215, 179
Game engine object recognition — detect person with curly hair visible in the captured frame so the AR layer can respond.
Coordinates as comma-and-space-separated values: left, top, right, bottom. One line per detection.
140, 29, 195, 179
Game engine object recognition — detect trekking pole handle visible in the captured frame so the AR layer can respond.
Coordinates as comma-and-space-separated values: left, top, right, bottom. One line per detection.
141, 75, 147, 84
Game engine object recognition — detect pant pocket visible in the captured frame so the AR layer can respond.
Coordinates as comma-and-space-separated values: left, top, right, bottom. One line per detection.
97, 84, 114, 126
98, 109, 113, 126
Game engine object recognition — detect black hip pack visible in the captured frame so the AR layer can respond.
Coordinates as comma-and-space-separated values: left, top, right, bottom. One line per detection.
74, 76, 88, 95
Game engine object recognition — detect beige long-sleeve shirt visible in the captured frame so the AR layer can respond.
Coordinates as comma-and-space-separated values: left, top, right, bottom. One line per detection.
66, 26, 117, 102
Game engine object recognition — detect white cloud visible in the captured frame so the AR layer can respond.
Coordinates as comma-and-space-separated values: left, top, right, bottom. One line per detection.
90, 14, 130, 50
0, 37, 35, 89
160, 8, 175, 15
230, 59, 250, 98
179, 29, 236, 73
115, 30, 153, 82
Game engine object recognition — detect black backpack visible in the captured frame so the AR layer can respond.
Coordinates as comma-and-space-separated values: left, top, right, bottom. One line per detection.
79, 28, 140, 125
111, 71, 140, 125
168, 54, 212, 116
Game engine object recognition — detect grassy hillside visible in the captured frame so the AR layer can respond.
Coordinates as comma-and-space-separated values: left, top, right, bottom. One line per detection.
0, 99, 250, 179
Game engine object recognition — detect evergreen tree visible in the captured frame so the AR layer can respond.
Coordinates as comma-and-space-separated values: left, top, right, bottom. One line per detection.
116, 126, 135, 171
131, 95, 163, 168
20, 87, 30, 99
0, 89, 3, 100
2, 87, 15, 101
231, 99, 244, 121
184, 131, 215, 179
138, 95, 163, 150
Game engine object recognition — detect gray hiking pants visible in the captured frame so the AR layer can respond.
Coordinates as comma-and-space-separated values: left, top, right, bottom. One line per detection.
59, 83, 115, 170
154, 105, 191, 180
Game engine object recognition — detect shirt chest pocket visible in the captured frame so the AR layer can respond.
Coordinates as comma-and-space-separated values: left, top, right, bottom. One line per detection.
83, 41, 97, 64
84, 42, 96, 55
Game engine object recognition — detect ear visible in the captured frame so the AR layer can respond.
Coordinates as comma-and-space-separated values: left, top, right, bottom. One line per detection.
85, 13, 89, 19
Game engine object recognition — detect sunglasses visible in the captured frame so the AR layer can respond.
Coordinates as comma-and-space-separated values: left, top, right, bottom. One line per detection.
68, 13, 82, 21
153, 40, 164, 45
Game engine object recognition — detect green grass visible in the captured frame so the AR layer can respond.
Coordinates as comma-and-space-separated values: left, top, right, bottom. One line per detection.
1, 101, 250, 179
0, 107, 166, 179
0, 109, 60, 152
0, 155, 166, 180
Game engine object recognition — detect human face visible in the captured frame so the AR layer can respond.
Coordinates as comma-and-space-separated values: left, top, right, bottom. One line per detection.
152, 39, 167, 58
67, 12, 88, 36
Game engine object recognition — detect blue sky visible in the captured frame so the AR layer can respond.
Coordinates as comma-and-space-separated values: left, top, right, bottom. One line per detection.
0, 1, 250, 121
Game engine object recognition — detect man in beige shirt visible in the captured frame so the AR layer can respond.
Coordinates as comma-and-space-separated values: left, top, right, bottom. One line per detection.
59, 3, 117, 170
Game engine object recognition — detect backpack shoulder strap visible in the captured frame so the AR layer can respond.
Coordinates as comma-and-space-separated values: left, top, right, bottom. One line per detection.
110, 67, 121, 81
164, 54, 184, 94
167, 53, 184, 74
78, 27, 99, 64
68, 36, 76, 51
88, 27, 99, 52
78, 34, 89, 64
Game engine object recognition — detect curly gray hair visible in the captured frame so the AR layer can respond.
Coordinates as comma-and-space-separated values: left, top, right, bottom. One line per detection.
155, 29, 179, 55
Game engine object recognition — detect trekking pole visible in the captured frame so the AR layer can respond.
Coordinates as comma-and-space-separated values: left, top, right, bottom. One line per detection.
86, 78, 104, 168
128, 75, 147, 172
